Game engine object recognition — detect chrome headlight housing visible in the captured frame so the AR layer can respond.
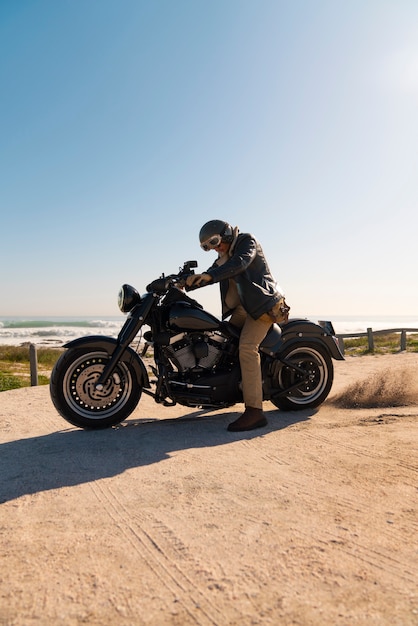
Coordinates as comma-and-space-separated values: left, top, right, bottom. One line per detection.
118, 284, 141, 313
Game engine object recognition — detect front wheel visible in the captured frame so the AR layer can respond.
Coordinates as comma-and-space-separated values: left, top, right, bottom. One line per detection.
50, 347, 142, 429
271, 343, 334, 411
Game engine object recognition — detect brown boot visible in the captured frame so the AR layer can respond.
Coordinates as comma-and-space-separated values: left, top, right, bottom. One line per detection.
227, 407, 268, 432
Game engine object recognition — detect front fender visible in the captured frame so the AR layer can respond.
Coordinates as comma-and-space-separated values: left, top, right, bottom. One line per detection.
63, 336, 151, 387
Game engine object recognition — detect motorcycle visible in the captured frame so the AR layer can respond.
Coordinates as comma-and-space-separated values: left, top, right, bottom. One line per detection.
50, 261, 344, 429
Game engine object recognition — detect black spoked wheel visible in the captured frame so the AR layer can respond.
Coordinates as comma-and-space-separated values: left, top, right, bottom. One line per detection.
50, 348, 142, 429
271, 343, 334, 411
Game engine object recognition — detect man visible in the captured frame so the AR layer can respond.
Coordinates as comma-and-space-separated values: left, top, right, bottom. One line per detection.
186, 220, 288, 432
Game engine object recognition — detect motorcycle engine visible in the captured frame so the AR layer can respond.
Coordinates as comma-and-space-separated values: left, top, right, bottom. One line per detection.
165, 331, 229, 372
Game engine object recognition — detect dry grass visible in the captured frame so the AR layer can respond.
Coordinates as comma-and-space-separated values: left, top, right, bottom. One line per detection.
341, 332, 418, 355
332, 366, 418, 409
0, 346, 63, 392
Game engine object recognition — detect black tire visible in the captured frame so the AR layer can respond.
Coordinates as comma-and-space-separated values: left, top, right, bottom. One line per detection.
50, 347, 142, 429
271, 343, 334, 411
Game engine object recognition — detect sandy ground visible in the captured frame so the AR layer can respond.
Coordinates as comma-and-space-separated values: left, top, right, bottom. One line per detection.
0, 353, 417, 626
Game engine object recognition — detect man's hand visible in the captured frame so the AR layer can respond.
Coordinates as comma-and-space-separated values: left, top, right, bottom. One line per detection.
186, 273, 212, 288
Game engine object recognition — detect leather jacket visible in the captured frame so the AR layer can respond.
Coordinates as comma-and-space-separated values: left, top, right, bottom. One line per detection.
206, 232, 283, 320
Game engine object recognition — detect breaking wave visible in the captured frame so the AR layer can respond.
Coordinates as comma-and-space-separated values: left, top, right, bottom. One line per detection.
0, 318, 125, 346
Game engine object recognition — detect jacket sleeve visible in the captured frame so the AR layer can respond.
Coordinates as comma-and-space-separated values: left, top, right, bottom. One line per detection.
206, 234, 257, 283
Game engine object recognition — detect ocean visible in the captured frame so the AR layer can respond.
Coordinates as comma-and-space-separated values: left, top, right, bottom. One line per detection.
0, 317, 126, 347
1, 314, 417, 347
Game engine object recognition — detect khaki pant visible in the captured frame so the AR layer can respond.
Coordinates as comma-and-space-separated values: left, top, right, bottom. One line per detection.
226, 281, 285, 409
229, 304, 272, 410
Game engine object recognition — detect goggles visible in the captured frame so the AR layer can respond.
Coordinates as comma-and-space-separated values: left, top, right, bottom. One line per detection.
200, 234, 223, 251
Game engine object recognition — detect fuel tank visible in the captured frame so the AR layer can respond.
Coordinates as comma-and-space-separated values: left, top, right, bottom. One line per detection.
169, 302, 222, 331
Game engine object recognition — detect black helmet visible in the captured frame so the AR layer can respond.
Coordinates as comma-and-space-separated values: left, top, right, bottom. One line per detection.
199, 220, 233, 251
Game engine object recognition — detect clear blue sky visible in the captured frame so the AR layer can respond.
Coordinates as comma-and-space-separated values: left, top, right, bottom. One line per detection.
1, 0, 417, 318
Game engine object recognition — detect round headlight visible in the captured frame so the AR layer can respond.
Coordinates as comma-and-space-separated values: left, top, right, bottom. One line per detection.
118, 284, 141, 313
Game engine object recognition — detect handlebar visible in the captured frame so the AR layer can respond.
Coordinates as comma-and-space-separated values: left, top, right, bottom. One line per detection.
146, 261, 201, 294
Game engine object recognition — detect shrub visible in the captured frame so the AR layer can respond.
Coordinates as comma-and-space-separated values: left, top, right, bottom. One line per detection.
0, 372, 23, 392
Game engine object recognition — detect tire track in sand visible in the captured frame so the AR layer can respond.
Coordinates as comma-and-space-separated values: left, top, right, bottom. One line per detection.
231, 427, 418, 592
88, 479, 232, 626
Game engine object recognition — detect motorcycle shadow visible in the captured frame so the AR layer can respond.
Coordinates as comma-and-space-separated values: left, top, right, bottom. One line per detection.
119, 405, 315, 431
0, 408, 314, 504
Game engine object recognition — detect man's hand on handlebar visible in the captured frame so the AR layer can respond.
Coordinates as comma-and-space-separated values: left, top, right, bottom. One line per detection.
185, 273, 212, 288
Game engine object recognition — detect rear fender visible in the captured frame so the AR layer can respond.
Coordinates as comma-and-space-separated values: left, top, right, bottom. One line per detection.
260, 319, 344, 361
63, 336, 151, 387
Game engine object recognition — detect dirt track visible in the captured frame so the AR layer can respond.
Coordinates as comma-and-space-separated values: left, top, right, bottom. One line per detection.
0, 353, 417, 625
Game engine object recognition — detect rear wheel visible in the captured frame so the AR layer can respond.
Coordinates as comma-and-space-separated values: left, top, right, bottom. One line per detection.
271, 343, 333, 410
50, 347, 142, 429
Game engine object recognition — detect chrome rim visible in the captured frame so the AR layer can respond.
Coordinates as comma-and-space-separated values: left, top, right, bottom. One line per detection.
62, 352, 133, 419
